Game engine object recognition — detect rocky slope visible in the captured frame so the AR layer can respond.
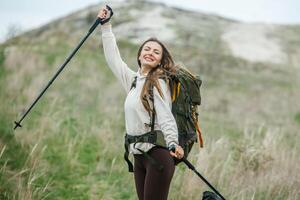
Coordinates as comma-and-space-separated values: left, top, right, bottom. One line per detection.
22, 0, 300, 67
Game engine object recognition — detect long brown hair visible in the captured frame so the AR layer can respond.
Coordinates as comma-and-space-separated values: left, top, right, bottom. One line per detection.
137, 38, 178, 114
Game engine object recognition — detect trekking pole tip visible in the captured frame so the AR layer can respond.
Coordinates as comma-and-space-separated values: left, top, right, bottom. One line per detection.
14, 121, 22, 130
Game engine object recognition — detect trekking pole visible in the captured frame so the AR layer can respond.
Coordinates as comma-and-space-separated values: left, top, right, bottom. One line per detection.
14, 5, 113, 130
181, 158, 226, 200
169, 146, 226, 200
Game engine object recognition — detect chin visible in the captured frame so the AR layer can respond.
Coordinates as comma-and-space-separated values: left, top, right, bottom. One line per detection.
143, 63, 157, 68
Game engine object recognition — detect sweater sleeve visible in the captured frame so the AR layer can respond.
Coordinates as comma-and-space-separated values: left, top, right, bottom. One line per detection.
100, 24, 136, 93
153, 80, 179, 147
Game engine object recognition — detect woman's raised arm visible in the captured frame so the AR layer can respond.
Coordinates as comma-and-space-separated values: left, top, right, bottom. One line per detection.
98, 7, 136, 93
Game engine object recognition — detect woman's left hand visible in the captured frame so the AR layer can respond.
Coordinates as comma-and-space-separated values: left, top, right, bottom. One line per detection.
170, 145, 184, 159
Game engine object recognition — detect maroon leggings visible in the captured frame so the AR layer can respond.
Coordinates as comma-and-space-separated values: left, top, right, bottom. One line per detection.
133, 147, 175, 200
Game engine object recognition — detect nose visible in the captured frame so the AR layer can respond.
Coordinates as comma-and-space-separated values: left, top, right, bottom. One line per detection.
148, 50, 155, 56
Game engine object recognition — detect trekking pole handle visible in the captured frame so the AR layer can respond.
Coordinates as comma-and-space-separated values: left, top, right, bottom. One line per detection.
169, 145, 194, 170
168, 144, 185, 160
168, 144, 176, 153
100, 5, 114, 25
90, 5, 114, 33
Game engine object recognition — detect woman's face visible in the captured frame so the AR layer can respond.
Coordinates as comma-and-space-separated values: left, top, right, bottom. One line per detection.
139, 41, 163, 70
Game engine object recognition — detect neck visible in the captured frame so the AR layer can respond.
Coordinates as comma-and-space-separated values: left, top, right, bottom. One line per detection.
140, 65, 151, 76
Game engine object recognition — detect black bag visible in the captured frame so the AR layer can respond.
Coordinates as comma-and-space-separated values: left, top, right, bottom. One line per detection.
202, 191, 223, 200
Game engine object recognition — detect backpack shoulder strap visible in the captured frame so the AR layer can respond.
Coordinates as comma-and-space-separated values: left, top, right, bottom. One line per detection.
149, 84, 156, 133
130, 76, 137, 90
149, 77, 171, 132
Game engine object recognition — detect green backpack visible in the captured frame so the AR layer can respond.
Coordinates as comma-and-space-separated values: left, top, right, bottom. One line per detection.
167, 67, 203, 163
124, 67, 203, 171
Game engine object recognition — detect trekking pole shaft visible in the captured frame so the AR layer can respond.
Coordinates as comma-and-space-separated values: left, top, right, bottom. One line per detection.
14, 18, 102, 130
182, 158, 226, 200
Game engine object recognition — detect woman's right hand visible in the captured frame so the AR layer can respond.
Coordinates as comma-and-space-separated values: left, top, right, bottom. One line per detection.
97, 6, 112, 24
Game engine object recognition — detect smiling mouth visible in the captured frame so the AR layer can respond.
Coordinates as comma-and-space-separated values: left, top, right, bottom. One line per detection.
143, 56, 155, 62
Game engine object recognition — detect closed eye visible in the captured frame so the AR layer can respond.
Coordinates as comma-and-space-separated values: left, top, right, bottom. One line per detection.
143, 46, 161, 55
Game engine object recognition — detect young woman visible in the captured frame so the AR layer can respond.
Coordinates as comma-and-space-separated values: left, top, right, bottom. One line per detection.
98, 7, 184, 200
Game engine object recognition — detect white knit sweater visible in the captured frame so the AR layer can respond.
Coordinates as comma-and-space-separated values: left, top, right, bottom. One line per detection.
100, 24, 178, 154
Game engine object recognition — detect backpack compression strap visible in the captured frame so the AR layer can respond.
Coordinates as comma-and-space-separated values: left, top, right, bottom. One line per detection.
171, 81, 181, 102
191, 106, 204, 148
193, 117, 204, 148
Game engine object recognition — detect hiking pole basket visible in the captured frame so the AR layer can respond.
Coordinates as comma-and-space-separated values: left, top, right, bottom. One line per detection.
14, 5, 113, 130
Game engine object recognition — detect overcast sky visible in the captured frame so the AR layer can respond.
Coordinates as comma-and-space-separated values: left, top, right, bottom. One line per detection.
1, 0, 300, 42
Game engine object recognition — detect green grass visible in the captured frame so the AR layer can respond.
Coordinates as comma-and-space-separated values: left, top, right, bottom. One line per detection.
0, 47, 5, 67
0, 54, 31, 199
294, 112, 300, 125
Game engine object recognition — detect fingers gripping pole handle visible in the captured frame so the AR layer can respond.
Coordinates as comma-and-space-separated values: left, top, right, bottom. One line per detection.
169, 144, 196, 170
100, 5, 114, 25
89, 5, 114, 33
168, 145, 176, 152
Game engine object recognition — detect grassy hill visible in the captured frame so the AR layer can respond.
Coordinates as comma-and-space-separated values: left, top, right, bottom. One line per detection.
0, 1, 300, 199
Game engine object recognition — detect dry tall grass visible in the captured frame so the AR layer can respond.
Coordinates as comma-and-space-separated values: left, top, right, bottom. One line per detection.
2, 119, 299, 199
170, 126, 300, 200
